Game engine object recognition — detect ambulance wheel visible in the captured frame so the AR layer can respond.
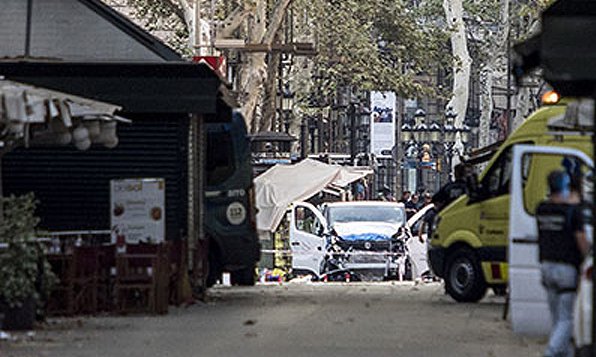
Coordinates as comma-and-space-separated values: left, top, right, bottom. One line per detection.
445, 248, 487, 302
231, 267, 256, 286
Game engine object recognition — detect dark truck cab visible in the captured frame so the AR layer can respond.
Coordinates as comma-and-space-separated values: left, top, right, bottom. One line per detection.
205, 112, 260, 286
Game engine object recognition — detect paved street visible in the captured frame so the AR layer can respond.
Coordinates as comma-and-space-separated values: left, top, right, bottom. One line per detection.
2, 282, 545, 357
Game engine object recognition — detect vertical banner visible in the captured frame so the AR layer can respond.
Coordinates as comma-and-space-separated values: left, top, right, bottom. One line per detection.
370, 91, 396, 156
111, 178, 166, 244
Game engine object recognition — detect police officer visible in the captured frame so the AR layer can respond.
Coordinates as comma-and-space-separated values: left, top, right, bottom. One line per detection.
536, 170, 590, 357
434, 164, 469, 210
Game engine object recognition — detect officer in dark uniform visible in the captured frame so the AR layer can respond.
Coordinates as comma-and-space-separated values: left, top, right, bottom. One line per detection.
536, 170, 589, 357
434, 164, 469, 211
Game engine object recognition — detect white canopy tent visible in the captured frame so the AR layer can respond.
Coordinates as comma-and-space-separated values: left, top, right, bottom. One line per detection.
255, 158, 373, 233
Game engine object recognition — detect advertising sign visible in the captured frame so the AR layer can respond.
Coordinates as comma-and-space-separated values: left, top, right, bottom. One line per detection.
370, 91, 396, 155
110, 178, 165, 244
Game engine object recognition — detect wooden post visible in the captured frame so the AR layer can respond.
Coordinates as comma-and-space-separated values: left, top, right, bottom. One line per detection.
188, 114, 207, 298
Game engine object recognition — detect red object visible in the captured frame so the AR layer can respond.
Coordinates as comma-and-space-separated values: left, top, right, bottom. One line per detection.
116, 234, 125, 246
585, 265, 593, 280
345, 272, 351, 283
491, 263, 502, 280
323, 275, 328, 283
192, 56, 227, 79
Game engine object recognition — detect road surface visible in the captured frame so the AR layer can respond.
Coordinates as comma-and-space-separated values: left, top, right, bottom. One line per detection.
2, 282, 546, 357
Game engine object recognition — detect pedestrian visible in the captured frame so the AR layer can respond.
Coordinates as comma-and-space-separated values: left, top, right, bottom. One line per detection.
435, 164, 469, 210
355, 180, 366, 201
379, 185, 396, 202
422, 192, 433, 207
399, 190, 411, 204
536, 170, 590, 357
405, 194, 419, 219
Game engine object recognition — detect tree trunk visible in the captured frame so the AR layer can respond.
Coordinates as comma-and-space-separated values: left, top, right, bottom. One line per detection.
238, 0, 293, 132
443, 0, 471, 129
475, 0, 510, 147
262, 49, 280, 132
478, 67, 493, 148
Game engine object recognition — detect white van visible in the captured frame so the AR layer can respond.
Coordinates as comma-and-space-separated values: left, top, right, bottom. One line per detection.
289, 201, 410, 280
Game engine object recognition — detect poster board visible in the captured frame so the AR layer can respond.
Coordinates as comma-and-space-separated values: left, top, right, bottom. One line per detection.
110, 178, 165, 244
370, 91, 396, 155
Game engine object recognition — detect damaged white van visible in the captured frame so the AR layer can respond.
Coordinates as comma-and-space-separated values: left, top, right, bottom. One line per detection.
289, 201, 411, 280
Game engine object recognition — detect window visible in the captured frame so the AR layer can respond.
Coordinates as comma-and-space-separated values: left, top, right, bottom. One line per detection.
327, 205, 405, 225
522, 154, 593, 216
481, 146, 513, 198
295, 207, 321, 235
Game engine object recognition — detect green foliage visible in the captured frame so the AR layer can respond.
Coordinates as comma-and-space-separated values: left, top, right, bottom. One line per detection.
125, 0, 192, 56
297, 0, 449, 99
0, 194, 56, 308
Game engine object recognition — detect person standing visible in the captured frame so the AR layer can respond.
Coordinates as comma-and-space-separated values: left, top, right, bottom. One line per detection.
434, 164, 469, 210
399, 191, 411, 204
379, 185, 396, 202
405, 193, 419, 219
536, 170, 590, 357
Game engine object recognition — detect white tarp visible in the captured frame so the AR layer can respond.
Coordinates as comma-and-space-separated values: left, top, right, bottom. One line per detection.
255, 159, 372, 232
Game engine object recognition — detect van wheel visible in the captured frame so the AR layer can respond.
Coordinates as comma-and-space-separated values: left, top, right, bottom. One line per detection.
445, 248, 487, 302
231, 267, 256, 286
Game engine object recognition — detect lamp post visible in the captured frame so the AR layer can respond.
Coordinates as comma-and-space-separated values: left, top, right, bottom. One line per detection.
281, 83, 294, 133
348, 88, 361, 164
400, 107, 472, 192
442, 107, 471, 181
358, 105, 371, 154
308, 116, 317, 153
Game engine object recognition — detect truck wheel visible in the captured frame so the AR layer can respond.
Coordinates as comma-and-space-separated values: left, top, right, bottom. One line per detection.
445, 248, 487, 302
231, 267, 256, 286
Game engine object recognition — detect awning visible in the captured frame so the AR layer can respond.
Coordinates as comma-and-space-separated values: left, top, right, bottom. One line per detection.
0, 79, 129, 152
0, 61, 232, 116
255, 159, 373, 232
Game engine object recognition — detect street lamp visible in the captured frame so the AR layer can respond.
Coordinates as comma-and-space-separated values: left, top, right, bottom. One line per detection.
401, 121, 412, 142
413, 109, 428, 143
443, 107, 460, 181
459, 123, 471, 146
429, 120, 442, 143
282, 82, 294, 133
444, 108, 457, 144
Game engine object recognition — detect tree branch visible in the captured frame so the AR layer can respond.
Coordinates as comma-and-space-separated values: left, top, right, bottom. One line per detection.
157, 0, 187, 24
262, 0, 293, 45
218, 6, 254, 38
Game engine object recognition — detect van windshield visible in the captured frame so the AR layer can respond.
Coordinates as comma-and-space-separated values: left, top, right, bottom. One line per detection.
206, 130, 235, 186
327, 206, 405, 225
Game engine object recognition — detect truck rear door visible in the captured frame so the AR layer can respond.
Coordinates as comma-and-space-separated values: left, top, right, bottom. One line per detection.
509, 144, 593, 335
